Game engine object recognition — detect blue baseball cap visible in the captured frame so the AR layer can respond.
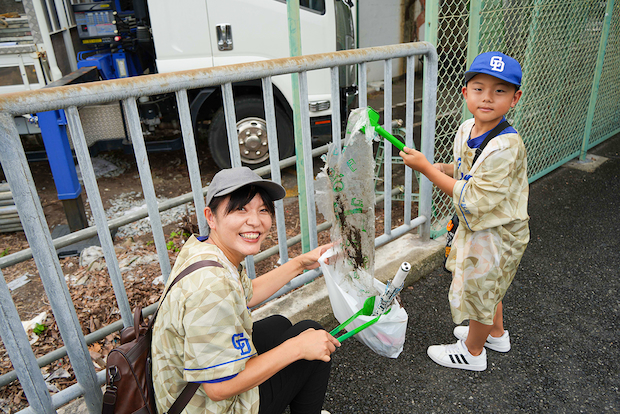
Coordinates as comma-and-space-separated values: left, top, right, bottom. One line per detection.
464, 52, 522, 88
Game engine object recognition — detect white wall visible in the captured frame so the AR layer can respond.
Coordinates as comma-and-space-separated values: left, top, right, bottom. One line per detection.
357, 0, 404, 83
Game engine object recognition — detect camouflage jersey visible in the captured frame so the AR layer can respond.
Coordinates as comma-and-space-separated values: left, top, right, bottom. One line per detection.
446, 118, 530, 325
151, 235, 259, 414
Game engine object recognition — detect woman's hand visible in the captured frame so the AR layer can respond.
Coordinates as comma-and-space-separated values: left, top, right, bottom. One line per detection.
295, 243, 334, 270
399, 146, 431, 173
248, 243, 334, 307
292, 328, 340, 362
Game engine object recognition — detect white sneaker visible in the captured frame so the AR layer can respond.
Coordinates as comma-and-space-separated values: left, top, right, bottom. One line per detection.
453, 326, 511, 352
427, 339, 487, 371
321, 411, 331, 414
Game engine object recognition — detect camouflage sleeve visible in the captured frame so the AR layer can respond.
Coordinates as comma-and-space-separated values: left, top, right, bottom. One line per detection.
452, 143, 520, 231
181, 272, 256, 383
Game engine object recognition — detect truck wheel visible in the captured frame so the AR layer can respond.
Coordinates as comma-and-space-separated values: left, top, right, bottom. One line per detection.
209, 96, 295, 169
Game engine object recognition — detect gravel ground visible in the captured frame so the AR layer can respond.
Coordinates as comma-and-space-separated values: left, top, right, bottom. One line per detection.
85, 191, 195, 239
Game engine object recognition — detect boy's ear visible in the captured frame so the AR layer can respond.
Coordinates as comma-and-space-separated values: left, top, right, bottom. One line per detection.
462, 86, 468, 99
511, 90, 523, 108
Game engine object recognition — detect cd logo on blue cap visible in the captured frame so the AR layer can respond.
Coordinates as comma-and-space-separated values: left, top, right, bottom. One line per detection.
490, 56, 505, 72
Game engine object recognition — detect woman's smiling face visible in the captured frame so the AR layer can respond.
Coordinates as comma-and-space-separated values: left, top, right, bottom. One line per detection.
205, 193, 273, 266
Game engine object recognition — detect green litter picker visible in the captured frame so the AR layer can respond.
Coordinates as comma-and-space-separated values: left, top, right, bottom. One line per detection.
360, 106, 406, 152
329, 296, 389, 342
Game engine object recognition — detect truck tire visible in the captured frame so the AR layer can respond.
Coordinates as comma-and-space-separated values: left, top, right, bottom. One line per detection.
208, 96, 295, 169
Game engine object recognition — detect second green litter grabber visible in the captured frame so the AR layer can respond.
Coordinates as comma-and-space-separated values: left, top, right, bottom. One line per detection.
329, 296, 389, 342
360, 106, 406, 152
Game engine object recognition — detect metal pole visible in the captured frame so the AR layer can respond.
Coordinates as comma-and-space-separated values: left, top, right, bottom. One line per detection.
221, 83, 257, 276
330, 67, 342, 149
423, 0, 439, 239
383, 59, 393, 237
122, 98, 172, 281
358, 62, 367, 108
0, 113, 102, 413
262, 77, 289, 264
299, 71, 318, 250
404, 55, 416, 223
65, 106, 132, 327
0, 268, 55, 413
462, 0, 482, 121
222, 82, 242, 167
287, 0, 311, 253
512, 0, 543, 135
425, 0, 439, 46
419, 48, 439, 240
176, 89, 208, 235
580, 0, 615, 160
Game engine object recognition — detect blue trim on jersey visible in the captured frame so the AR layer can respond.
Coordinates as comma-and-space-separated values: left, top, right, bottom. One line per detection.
196, 235, 209, 242
467, 117, 516, 149
458, 182, 473, 231
199, 374, 238, 384
185, 353, 257, 372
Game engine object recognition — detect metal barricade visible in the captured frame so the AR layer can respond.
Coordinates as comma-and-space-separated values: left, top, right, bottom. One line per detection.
0, 42, 438, 412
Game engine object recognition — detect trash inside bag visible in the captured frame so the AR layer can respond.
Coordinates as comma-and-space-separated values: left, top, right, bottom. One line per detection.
315, 108, 377, 297
316, 108, 408, 358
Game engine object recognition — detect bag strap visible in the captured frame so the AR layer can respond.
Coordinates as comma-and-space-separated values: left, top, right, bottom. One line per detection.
167, 382, 201, 414
149, 260, 224, 328
153, 260, 223, 414
472, 119, 510, 165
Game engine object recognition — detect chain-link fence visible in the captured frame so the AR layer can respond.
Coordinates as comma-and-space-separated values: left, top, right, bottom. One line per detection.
426, 0, 620, 236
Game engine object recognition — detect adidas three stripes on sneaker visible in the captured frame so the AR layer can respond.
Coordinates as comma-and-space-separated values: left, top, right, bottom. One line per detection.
427, 339, 487, 371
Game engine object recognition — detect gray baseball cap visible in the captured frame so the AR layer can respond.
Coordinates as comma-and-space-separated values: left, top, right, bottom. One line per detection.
205, 167, 286, 208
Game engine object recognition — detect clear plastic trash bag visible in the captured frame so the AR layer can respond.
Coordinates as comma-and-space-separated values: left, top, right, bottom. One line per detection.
316, 108, 408, 358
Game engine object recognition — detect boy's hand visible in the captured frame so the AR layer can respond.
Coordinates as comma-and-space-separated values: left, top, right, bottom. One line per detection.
433, 163, 453, 176
399, 147, 430, 172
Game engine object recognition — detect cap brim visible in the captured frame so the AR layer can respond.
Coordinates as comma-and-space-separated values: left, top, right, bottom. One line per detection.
464, 71, 478, 83
464, 70, 520, 87
216, 180, 286, 202
206, 180, 286, 209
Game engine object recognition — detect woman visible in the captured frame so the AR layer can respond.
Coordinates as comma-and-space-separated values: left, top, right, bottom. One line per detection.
151, 167, 339, 414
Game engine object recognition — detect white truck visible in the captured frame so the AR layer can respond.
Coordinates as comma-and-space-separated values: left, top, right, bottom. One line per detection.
1, 0, 356, 169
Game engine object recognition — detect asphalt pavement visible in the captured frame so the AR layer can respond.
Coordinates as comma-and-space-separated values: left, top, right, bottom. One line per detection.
320, 133, 620, 413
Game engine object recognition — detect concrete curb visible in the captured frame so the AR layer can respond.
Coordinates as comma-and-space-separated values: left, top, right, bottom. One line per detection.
251, 233, 446, 328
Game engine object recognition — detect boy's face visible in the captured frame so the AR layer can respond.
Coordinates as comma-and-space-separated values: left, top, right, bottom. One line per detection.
462, 73, 522, 128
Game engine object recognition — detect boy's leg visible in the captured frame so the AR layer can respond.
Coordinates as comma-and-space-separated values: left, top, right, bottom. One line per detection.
464, 320, 493, 356
489, 301, 505, 337
465, 301, 506, 355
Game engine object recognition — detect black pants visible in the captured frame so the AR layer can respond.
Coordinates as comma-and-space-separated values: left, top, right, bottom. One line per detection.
253, 315, 332, 414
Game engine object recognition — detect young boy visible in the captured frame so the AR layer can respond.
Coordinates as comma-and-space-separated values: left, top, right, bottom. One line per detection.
399, 51, 529, 371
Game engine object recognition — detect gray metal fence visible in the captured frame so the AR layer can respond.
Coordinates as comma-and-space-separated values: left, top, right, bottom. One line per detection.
0, 42, 438, 413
